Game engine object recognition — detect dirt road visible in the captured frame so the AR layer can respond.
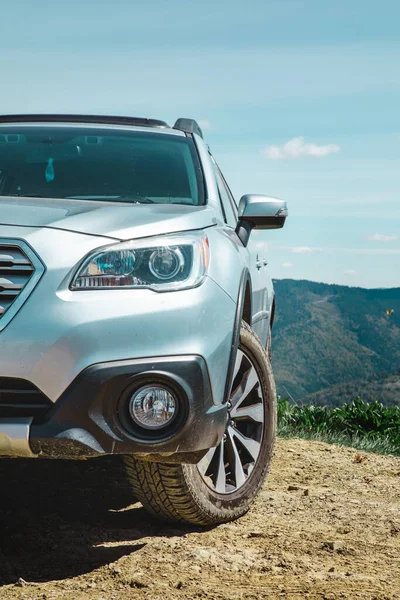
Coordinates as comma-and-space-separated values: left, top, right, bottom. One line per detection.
1, 438, 399, 600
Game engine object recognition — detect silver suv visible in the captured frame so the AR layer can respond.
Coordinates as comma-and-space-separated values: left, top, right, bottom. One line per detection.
0, 115, 287, 526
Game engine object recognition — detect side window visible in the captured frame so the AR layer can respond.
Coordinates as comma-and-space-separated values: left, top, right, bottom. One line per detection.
210, 156, 237, 227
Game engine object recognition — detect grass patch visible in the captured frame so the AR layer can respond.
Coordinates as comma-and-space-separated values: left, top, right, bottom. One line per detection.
277, 397, 400, 456
278, 424, 400, 456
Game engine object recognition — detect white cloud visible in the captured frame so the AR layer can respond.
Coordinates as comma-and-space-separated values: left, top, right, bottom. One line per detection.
281, 262, 294, 268
198, 119, 212, 131
367, 233, 398, 242
291, 246, 315, 254
262, 136, 340, 160
274, 245, 400, 256
344, 270, 357, 275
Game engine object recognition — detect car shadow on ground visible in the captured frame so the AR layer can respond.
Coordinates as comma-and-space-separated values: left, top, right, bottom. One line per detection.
0, 456, 194, 585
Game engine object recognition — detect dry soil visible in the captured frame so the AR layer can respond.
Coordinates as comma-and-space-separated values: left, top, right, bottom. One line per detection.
0, 438, 399, 600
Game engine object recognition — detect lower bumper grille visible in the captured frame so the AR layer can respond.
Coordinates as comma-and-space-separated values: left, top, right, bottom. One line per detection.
0, 377, 52, 419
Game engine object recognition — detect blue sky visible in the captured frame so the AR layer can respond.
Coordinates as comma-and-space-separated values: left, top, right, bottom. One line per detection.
1, 0, 399, 288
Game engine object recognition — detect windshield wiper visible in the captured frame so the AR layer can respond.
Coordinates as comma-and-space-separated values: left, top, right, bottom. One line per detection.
64, 195, 155, 204
4, 193, 156, 203
6, 194, 49, 198
118, 196, 155, 204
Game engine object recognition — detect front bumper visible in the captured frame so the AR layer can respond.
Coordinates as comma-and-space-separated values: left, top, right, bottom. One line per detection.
1, 355, 228, 461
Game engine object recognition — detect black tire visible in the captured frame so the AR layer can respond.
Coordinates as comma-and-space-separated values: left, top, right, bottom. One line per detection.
123, 321, 277, 526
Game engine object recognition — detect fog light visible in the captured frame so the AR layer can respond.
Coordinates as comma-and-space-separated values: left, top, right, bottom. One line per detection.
129, 385, 177, 430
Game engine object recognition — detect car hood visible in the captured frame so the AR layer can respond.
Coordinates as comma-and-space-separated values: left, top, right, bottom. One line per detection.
0, 196, 220, 240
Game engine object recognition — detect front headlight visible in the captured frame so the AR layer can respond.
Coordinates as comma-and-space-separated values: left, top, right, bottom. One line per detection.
70, 231, 209, 291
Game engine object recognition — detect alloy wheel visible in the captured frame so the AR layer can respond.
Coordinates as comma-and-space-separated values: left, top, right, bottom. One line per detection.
197, 348, 264, 494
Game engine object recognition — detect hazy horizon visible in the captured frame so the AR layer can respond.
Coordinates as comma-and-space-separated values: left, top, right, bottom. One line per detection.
273, 277, 400, 291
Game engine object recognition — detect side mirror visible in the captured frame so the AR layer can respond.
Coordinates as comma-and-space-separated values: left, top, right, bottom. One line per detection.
236, 194, 288, 246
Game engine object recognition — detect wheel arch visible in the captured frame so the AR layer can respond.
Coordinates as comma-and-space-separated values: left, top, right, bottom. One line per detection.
223, 269, 252, 403
242, 278, 252, 326
270, 296, 276, 329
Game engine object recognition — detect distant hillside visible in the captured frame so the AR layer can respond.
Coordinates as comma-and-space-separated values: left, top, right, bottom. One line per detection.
308, 373, 400, 407
271, 279, 400, 406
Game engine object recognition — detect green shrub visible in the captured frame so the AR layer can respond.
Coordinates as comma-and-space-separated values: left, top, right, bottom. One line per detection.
277, 396, 400, 454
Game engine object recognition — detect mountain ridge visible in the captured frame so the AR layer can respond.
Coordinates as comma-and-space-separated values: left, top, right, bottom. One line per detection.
271, 278, 400, 406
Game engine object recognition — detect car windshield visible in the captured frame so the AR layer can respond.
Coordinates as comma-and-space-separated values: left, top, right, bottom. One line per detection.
0, 125, 204, 206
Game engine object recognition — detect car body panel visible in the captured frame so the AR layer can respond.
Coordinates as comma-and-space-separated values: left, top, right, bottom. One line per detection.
203, 148, 274, 346
247, 228, 273, 344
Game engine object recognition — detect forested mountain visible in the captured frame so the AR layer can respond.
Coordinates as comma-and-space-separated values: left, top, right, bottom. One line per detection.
271, 279, 400, 406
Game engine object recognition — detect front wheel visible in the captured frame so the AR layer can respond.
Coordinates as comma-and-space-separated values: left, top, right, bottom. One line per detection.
123, 321, 277, 526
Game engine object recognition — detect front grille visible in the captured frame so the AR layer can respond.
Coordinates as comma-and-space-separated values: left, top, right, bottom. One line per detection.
0, 244, 34, 317
0, 377, 52, 418
0, 240, 44, 331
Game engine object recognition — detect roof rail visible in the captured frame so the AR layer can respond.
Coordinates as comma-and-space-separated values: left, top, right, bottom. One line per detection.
173, 118, 203, 138
0, 114, 169, 128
